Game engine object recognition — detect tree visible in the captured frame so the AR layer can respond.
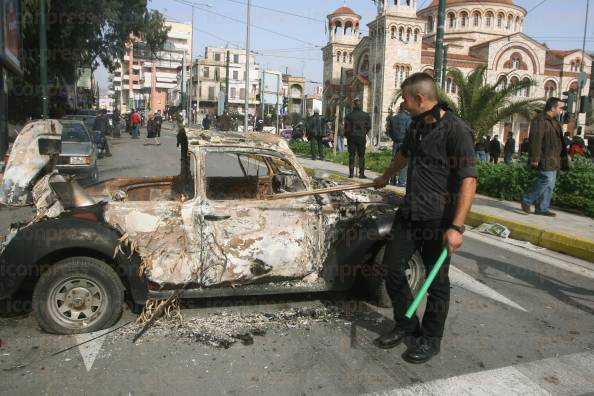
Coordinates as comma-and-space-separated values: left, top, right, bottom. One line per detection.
390, 66, 543, 141
443, 66, 543, 140
9, 0, 170, 119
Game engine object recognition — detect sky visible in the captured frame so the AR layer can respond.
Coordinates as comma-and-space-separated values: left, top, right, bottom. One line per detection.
96, 0, 594, 94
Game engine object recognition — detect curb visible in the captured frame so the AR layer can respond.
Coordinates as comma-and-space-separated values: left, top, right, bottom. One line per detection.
306, 167, 594, 263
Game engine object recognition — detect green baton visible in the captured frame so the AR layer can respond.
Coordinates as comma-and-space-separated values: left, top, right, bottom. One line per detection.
405, 248, 449, 319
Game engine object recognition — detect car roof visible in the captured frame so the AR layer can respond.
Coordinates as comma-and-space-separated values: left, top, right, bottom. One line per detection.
187, 130, 293, 155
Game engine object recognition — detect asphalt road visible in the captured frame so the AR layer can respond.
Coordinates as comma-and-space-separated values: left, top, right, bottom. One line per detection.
0, 128, 593, 395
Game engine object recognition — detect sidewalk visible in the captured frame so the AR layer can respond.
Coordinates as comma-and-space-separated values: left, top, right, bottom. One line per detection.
297, 157, 594, 263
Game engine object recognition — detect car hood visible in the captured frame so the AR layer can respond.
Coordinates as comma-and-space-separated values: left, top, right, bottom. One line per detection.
60, 141, 93, 156
0, 119, 62, 206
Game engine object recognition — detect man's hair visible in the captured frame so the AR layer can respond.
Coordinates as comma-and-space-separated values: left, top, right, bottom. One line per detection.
400, 73, 438, 101
399, 102, 405, 111
545, 97, 561, 112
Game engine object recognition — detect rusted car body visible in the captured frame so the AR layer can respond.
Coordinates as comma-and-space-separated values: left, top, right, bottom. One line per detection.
0, 120, 421, 334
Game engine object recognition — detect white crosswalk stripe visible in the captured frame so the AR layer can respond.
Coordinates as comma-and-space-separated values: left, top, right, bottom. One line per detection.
367, 352, 594, 396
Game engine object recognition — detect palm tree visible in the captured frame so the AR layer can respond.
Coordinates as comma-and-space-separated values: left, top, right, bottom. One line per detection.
392, 65, 544, 141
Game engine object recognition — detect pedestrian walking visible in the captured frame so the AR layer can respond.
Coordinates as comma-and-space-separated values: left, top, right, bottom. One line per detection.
144, 112, 158, 145
474, 135, 488, 161
521, 97, 566, 217
373, 73, 477, 364
202, 114, 211, 130
307, 109, 325, 161
489, 135, 501, 163
388, 103, 411, 186
154, 110, 163, 145
130, 110, 141, 139
344, 98, 371, 179
503, 132, 515, 165
485, 134, 492, 161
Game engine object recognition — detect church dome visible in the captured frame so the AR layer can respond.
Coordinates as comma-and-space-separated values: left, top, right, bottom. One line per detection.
330, 6, 358, 15
429, 0, 514, 5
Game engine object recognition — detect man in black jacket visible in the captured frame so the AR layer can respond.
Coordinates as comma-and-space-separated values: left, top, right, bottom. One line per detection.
92, 109, 112, 157
307, 109, 325, 160
344, 98, 371, 178
489, 135, 501, 163
503, 132, 515, 165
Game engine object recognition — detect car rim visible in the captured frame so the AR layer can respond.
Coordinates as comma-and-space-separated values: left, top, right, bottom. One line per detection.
47, 277, 107, 329
405, 258, 420, 290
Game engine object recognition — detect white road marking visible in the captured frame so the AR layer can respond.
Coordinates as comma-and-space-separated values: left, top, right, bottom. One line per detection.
74, 327, 112, 372
368, 352, 594, 396
465, 230, 594, 280
450, 266, 528, 312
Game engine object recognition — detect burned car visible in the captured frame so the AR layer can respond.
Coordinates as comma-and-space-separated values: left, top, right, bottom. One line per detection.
0, 120, 424, 334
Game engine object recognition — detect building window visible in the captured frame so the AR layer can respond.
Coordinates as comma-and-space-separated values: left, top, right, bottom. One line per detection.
399, 27, 404, 41
233, 70, 239, 80
460, 12, 468, 28
214, 53, 221, 61
349, 53, 353, 63
497, 13, 503, 28
414, 29, 419, 42
208, 86, 215, 100
427, 16, 434, 32
522, 78, 531, 97
448, 13, 456, 29
497, 76, 507, 91
233, 54, 239, 63
544, 81, 557, 98
337, 51, 341, 62
446, 77, 457, 94
473, 12, 480, 27
507, 15, 513, 30
406, 28, 411, 42
395, 65, 410, 87
240, 88, 246, 99
391, 26, 396, 39
230, 87, 237, 98
510, 76, 520, 95
343, 52, 347, 62
486, 12, 493, 27
203, 66, 209, 78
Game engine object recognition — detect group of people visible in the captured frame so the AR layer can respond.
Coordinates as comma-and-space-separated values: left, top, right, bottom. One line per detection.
474, 133, 516, 164
127, 109, 163, 145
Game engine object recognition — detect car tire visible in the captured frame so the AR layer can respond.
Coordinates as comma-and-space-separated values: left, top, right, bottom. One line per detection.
32, 257, 125, 334
360, 246, 426, 308
89, 165, 99, 182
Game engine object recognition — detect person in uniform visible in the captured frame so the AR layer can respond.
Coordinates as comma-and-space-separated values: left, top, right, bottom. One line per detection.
373, 73, 477, 364
344, 98, 371, 178
307, 109, 325, 160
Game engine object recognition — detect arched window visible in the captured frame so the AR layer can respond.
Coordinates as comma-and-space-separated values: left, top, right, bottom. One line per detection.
545, 81, 557, 98
428, 16, 434, 32
337, 51, 341, 62
497, 13, 504, 28
486, 12, 493, 27
360, 55, 369, 75
406, 28, 412, 42
334, 21, 343, 36
391, 26, 396, 39
446, 76, 457, 94
414, 29, 419, 42
515, 16, 521, 31
448, 12, 456, 28
569, 81, 578, 91
510, 76, 520, 95
507, 15, 513, 30
395, 66, 400, 87
497, 76, 507, 91
349, 53, 353, 63
424, 69, 434, 77
343, 53, 347, 63
345, 21, 353, 35
460, 12, 468, 28
522, 78, 531, 97
473, 12, 481, 27
399, 27, 404, 41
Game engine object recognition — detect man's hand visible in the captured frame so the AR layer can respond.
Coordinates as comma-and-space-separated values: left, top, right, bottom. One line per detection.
443, 228, 464, 255
374, 175, 389, 189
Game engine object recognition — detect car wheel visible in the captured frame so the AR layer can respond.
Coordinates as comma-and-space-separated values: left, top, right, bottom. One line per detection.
89, 165, 99, 182
406, 251, 426, 297
32, 257, 124, 334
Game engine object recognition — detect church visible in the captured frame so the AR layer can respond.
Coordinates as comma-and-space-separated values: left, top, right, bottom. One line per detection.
322, 0, 592, 143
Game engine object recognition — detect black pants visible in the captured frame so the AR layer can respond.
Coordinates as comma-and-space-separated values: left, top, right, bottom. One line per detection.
382, 213, 452, 339
310, 136, 324, 160
347, 136, 366, 175
490, 154, 499, 164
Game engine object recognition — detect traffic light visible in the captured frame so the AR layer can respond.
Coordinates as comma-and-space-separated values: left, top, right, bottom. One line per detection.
562, 90, 576, 114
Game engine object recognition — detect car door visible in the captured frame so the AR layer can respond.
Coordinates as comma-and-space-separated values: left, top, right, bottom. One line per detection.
196, 147, 323, 287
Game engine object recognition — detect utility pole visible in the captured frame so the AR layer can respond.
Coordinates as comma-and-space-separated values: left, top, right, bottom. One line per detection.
335, 67, 345, 156
39, 0, 49, 118
574, 0, 590, 127
370, 17, 379, 148
244, 0, 251, 133
181, 51, 186, 125
225, 50, 230, 111
275, 73, 280, 134
188, 5, 194, 126
433, 0, 447, 87
441, 45, 449, 90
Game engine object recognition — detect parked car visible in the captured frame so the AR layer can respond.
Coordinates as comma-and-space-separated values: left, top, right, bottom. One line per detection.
57, 120, 99, 182
62, 115, 96, 133
0, 121, 424, 334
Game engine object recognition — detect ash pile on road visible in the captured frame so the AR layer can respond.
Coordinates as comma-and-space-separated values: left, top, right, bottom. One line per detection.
118, 305, 368, 349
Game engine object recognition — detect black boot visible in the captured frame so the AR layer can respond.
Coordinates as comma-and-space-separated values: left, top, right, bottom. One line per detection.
374, 325, 419, 349
402, 336, 441, 364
